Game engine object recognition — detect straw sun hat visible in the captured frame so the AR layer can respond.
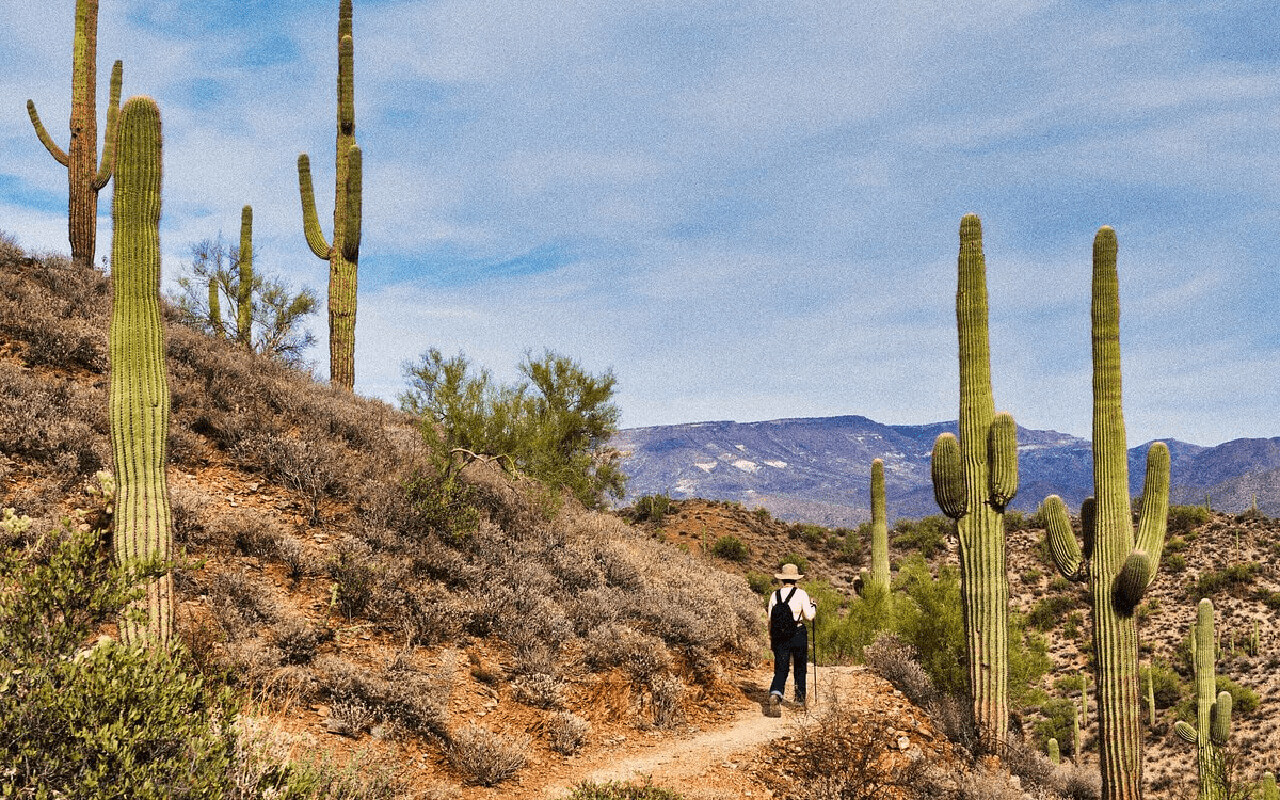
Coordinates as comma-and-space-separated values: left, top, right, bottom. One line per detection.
774, 563, 804, 581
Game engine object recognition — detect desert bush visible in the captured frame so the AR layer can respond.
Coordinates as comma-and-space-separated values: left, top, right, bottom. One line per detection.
444, 723, 529, 786
327, 536, 380, 619
209, 570, 278, 636
236, 430, 348, 525
0, 524, 237, 798
514, 672, 566, 709
1142, 662, 1185, 708
1168, 504, 1211, 534
631, 493, 672, 524
863, 632, 936, 708
271, 616, 331, 666
1189, 562, 1263, 600
401, 348, 625, 508
746, 570, 773, 595
710, 534, 749, 561
546, 711, 591, 755
585, 623, 672, 683
759, 704, 919, 800
1003, 738, 1055, 790
564, 780, 684, 799
1034, 698, 1078, 756
891, 556, 966, 696
648, 673, 686, 729
955, 767, 1027, 800
228, 720, 409, 799
1052, 763, 1102, 800
1027, 593, 1077, 631
1164, 552, 1187, 573
316, 653, 454, 739
777, 552, 809, 575
891, 515, 952, 558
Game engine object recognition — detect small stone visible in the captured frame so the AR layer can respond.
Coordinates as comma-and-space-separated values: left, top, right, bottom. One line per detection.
896, 735, 910, 750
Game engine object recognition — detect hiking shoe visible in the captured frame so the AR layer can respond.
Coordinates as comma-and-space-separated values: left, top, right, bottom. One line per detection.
769, 691, 782, 706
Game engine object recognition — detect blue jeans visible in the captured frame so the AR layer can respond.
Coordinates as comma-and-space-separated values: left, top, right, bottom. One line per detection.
770, 626, 807, 701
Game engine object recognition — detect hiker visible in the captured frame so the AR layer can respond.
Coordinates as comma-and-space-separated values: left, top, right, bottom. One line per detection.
768, 562, 816, 705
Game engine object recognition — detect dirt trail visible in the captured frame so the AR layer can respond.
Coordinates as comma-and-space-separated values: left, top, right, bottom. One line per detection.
513, 665, 923, 800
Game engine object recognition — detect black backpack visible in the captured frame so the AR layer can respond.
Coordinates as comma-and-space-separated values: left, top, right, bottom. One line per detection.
769, 587, 800, 649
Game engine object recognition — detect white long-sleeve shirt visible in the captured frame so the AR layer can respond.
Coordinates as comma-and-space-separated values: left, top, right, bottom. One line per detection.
767, 585, 816, 623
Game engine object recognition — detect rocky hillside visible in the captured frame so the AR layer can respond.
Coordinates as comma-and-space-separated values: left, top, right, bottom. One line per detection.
621, 496, 1280, 798
612, 416, 1280, 526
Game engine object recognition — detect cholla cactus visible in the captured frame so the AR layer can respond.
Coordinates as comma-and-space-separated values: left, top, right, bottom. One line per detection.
109, 96, 173, 644
297, 0, 363, 390
930, 214, 1019, 752
27, 0, 122, 269
1040, 227, 1170, 800
1174, 599, 1233, 800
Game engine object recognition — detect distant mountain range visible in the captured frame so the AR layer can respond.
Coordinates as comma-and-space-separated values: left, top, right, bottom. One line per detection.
611, 415, 1280, 526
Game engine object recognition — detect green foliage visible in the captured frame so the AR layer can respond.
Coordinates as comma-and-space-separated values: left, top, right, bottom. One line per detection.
1027, 593, 1077, 631
745, 571, 772, 596
891, 556, 966, 695
1008, 614, 1052, 708
795, 523, 826, 546
890, 515, 952, 558
173, 235, 319, 367
777, 553, 809, 575
1142, 662, 1187, 709
1035, 698, 1079, 755
709, 534, 749, 562
0, 524, 237, 797
1189, 563, 1263, 600
402, 469, 481, 544
1165, 553, 1188, 573
1168, 505, 1211, 534
401, 348, 624, 508
565, 779, 685, 799
632, 493, 672, 525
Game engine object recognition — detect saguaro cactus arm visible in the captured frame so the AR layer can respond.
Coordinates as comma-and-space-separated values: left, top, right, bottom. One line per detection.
341, 145, 362, 262
297, 153, 332, 259
931, 432, 966, 519
26, 100, 69, 165
988, 411, 1018, 509
91, 60, 123, 190
1042, 495, 1084, 579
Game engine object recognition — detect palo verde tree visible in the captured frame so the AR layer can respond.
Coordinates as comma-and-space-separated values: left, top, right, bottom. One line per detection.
27, 0, 123, 269
401, 349, 625, 508
1040, 226, 1170, 800
930, 213, 1020, 753
297, 0, 363, 390
109, 96, 173, 644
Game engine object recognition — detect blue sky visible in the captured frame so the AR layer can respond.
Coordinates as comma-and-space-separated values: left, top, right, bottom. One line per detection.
4, 0, 1279, 446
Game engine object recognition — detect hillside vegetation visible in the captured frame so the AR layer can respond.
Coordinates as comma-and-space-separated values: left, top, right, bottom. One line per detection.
0, 239, 763, 797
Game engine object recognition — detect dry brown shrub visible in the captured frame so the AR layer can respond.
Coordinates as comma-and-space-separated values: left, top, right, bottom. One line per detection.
544, 710, 591, 754
444, 723, 529, 787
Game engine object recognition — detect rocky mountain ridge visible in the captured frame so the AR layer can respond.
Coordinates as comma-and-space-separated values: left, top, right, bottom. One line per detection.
612, 415, 1280, 525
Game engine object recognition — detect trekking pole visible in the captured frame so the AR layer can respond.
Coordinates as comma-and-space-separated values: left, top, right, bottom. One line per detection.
809, 615, 817, 710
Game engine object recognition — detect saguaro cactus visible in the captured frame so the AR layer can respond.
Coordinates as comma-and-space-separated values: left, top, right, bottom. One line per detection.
864, 458, 891, 596
1262, 772, 1278, 800
297, 0, 363, 390
1048, 737, 1060, 765
930, 213, 1020, 752
237, 204, 254, 346
1040, 226, 1170, 800
27, 0, 122, 270
1174, 599, 1232, 800
109, 96, 172, 644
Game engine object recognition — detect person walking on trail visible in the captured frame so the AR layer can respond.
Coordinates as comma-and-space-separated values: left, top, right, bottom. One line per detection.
768, 563, 816, 706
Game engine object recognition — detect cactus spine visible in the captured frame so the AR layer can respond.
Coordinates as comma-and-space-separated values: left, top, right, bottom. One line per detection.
1174, 599, 1232, 800
237, 205, 254, 346
930, 214, 1019, 752
27, 0, 122, 270
297, 0, 363, 390
1041, 227, 1170, 800
866, 458, 890, 596
109, 96, 172, 644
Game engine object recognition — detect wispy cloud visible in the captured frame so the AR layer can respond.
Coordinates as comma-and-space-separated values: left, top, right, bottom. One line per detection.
4, 0, 1280, 447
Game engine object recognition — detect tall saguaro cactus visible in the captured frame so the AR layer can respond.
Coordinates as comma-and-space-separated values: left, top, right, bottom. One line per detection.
297, 0, 363, 390
865, 458, 891, 596
930, 213, 1020, 752
237, 205, 254, 346
109, 96, 173, 644
1174, 599, 1232, 800
1041, 226, 1170, 800
27, 0, 122, 270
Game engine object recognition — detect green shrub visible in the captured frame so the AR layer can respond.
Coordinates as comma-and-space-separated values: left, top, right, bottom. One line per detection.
633, 494, 673, 525
565, 779, 685, 799
0, 524, 237, 798
777, 553, 809, 575
1141, 663, 1185, 709
745, 570, 773, 596
709, 535, 749, 562
1175, 675, 1261, 724
1035, 698, 1079, 755
1027, 594, 1076, 631
795, 523, 827, 546
1167, 505, 1210, 534
400, 349, 625, 508
891, 515, 951, 559
753, 506, 771, 523
1189, 562, 1263, 600
891, 556, 966, 695
1163, 553, 1187, 573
